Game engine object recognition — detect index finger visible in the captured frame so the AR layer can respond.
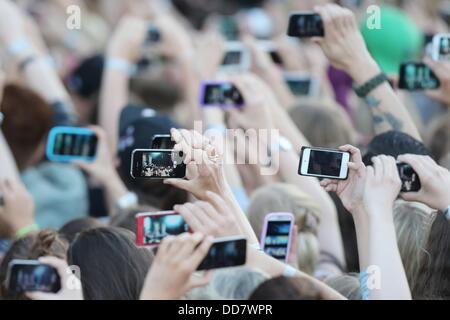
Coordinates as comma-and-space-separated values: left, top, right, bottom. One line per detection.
339, 144, 362, 163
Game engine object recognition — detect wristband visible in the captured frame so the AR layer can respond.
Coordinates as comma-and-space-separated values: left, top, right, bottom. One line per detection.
106, 58, 137, 76
116, 192, 138, 210
353, 72, 388, 98
15, 224, 39, 239
283, 264, 298, 277
249, 243, 262, 251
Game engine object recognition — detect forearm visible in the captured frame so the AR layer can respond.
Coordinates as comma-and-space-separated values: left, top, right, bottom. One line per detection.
348, 57, 421, 141
366, 209, 411, 300
351, 210, 370, 271
260, 67, 296, 110
178, 57, 202, 127
102, 173, 129, 216
99, 65, 129, 151
0, 131, 20, 180
272, 107, 310, 153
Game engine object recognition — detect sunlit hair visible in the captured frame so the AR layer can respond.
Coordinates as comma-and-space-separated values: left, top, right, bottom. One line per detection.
325, 273, 362, 300
247, 183, 321, 274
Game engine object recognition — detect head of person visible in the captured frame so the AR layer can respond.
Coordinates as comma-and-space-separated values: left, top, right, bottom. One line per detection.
59, 217, 104, 244
289, 101, 357, 148
0, 84, 53, 171
413, 212, 450, 299
393, 201, 431, 289
0, 230, 68, 300
118, 106, 188, 210
185, 267, 268, 300
426, 115, 450, 167
67, 227, 153, 300
249, 276, 326, 300
65, 55, 104, 125
325, 273, 362, 300
247, 183, 321, 274
109, 205, 159, 234
363, 131, 432, 166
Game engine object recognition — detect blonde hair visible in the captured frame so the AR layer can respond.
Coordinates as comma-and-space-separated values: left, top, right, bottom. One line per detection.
247, 183, 321, 274
289, 101, 357, 148
393, 201, 432, 289
325, 273, 362, 300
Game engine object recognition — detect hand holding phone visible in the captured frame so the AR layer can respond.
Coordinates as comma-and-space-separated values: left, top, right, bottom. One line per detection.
398, 62, 440, 90
299, 147, 350, 180
260, 213, 294, 263
130, 149, 186, 179
287, 12, 324, 38
220, 41, 251, 72
135, 211, 190, 246
46, 127, 98, 162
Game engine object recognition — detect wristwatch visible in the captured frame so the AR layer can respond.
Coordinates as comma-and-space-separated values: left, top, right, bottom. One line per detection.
354, 72, 388, 98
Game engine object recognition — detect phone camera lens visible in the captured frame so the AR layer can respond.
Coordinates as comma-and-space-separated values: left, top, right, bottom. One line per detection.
178, 151, 184, 157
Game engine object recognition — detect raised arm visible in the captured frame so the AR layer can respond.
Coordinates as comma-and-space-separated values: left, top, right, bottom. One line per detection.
313, 4, 421, 141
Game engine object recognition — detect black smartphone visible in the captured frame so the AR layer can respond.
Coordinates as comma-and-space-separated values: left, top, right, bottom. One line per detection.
397, 163, 421, 192
398, 62, 440, 90
197, 236, 247, 271
6, 260, 61, 293
130, 149, 186, 179
151, 135, 175, 149
200, 81, 244, 108
287, 12, 324, 38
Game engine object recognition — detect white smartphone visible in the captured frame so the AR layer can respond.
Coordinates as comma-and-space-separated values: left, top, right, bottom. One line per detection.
299, 147, 350, 180
220, 41, 251, 72
283, 72, 320, 97
260, 212, 294, 263
432, 33, 450, 61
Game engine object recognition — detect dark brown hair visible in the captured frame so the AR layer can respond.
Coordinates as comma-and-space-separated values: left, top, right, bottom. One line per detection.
1, 84, 53, 170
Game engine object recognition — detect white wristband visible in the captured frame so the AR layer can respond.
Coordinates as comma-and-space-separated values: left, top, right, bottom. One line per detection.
249, 243, 262, 251
116, 192, 138, 210
106, 58, 137, 76
283, 264, 297, 277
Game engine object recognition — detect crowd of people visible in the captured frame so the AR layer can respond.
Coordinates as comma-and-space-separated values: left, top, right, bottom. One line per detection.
0, 0, 450, 301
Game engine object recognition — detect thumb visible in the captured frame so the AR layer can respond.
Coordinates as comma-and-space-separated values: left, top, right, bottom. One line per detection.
163, 178, 192, 192
187, 271, 212, 290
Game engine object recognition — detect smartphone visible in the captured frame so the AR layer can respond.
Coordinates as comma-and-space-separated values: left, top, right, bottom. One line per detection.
197, 236, 247, 271
283, 72, 320, 97
397, 163, 421, 192
258, 41, 283, 66
6, 260, 61, 293
432, 34, 450, 61
287, 12, 324, 38
199, 81, 244, 108
398, 62, 440, 90
135, 211, 190, 246
130, 149, 186, 179
151, 134, 175, 149
220, 42, 251, 72
299, 147, 350, 180
260, 212, 294, 263
46, 126, 98, 162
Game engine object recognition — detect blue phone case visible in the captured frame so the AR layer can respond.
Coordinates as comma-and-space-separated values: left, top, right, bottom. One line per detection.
46, 126, 97, 163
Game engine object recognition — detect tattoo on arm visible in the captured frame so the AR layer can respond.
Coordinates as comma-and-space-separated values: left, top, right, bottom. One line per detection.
366, 96, 404, 132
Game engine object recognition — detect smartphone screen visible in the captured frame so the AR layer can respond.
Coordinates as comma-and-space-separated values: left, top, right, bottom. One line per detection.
136, 212, 189, 246
398, 62, 440, 90
299, 147, 350, 179
200, 82, 244, 108
286, 78, 312, 96
47, 127, 98, 162
397, 163, 421, 192
222, 51, 242, 66
197, 237, 247, 270
437, 35, 450, 60
131, 149, 186, 179
287, 13, 324, 38
151, 135, 175, 149
262, 219, 292, 262
7, 260, 60, 293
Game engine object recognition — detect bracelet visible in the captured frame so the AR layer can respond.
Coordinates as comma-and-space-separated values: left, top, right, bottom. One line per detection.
7, 38, 31, 56
106, 57, 137, 76
353, 72, 388, 98
15, 224, 39, 239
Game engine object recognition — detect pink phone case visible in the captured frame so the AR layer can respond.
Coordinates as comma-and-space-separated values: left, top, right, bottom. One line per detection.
260, 212, 295, 263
